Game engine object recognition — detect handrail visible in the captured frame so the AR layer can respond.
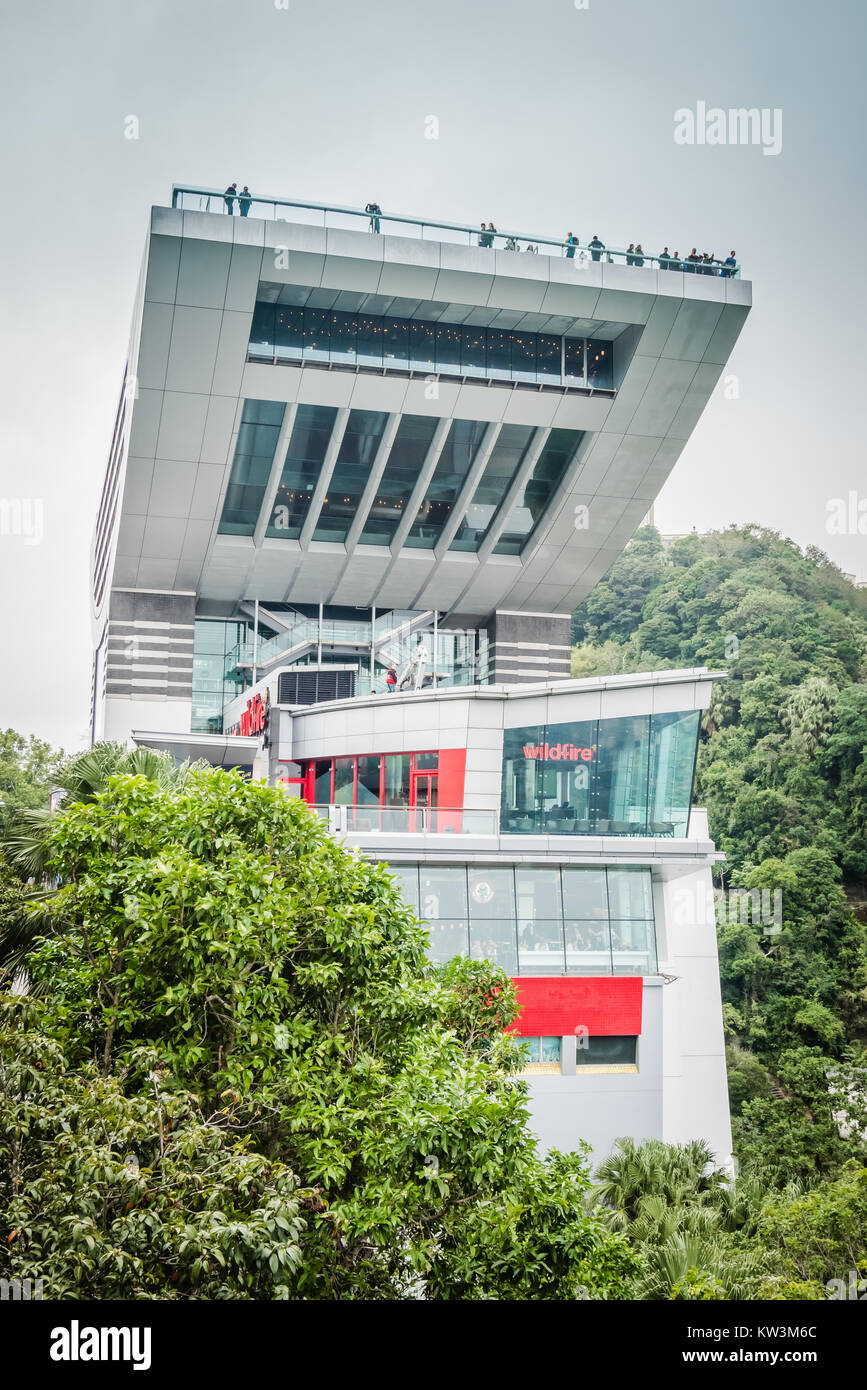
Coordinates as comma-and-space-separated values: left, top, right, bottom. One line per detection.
169, 184, 742, 277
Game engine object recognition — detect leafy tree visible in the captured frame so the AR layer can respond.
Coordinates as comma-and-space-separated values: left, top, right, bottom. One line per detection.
6, 770, 636, 1300
0, 729, 62, 835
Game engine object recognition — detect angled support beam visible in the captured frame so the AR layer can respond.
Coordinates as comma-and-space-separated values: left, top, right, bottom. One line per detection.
343, 413, 402, 552
387, 416, 452, 556
475, 425, 551, 564
299, 407, 351, 550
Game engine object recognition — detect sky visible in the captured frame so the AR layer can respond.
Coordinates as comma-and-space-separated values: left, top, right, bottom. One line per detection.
1, 0, 865, 750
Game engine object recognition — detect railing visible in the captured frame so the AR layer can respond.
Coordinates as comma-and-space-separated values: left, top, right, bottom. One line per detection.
170, 185, 742, 278
296, 803, 499, 835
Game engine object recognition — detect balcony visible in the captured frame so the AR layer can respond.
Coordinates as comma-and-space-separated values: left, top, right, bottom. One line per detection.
170, 185, 742, 277
297, 803, 499, 836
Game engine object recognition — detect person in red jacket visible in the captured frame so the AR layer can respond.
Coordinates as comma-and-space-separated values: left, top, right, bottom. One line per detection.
386, 667, 397, 694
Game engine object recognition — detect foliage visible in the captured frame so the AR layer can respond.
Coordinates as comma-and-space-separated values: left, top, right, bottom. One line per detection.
2, 769, 635, 1300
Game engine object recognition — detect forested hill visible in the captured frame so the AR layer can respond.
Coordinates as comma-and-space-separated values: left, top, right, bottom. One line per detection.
571, 524, 867, 1178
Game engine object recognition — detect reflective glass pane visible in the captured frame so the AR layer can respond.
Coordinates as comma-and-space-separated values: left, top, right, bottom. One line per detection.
266, 404, 337, 538
565, 920, 613, 975
404, 418, 488, 548
607, 867, 654, 921
218, 399, 286, 535
312, 409, 388, 542
356, 754, 382, 805
501, 724, 545, 832
536, 720, 598, 830
409, 320, 436, 371
493, 429, 583, 555
510, 329, 537, 382
330, 311, 358, 362
249, 301, 275, 359
359, 415, 438, 544
313, 759, 332, 803
420, 867, 468, 919
564, 337, 585, 380
587, 339, 614, 389
515, 868, 562, 919
302, 308, 331, 362
334, 757, 354, 805
648, 710, 701, 836
536, 334, 560, 379
576, 1035, 637, 1066
384, 753, 410, 806
435, 323, 462, 373
387, 862, 419, 911
467, 867, 516, 919
594, 716, 651, 834
540, 1036, 561, 1064
427, 920, 469, 964
449, 424, 535, 552
357, 314, 383, 367
561, 867, 608, 919
517, 918, 565, 975
611, 918, 656, 976
461, 325, 487, 376
382, 317, 409, 365
274, 307, 303, 362
469, 918, 518, 974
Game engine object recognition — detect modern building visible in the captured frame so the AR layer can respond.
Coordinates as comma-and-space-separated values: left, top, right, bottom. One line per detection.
91, 187, 750, 1164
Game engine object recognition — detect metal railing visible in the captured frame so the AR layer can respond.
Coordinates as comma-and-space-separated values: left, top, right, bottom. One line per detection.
295, 802, 499, 835
170, 185, 742, 278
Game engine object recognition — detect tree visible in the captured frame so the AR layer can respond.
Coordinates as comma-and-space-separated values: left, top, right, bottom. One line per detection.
8, 769, 636, 1300
0, 729, 62, 835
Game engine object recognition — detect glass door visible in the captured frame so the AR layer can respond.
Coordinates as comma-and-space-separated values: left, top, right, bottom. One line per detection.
410, 773, 438, 832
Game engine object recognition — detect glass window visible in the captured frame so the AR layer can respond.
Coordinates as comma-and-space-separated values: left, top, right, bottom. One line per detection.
594, 715, 651, 834
313, 759, 332, 803
409, 320, 436, 372
333, 757, 354, 805
493, 429, 583, 555
387, 863, 419, 912
359, 415, 438, 544
427, 919, 469, 964
510, 330, 536, 382
413, 751, 438, 771
537, 720, 598, 830
449, 424, 535, 553
587, 339, 614, 389
611, 918, 656, 976
435, 322, 462, 374
561, 867, 608, 920
382, 317, 409, 365
564, 337, 585, 381
487, 329, 512, 378
469, 919, 518, 974
330, 311, 358, 361
384, 753, 410, 806
274, 307, 303, 362
404, 419, 488, 548
565, 919, 613, 975
648, 710, 701, 837
218, 399, 286, 536
501, 724, 545, 832
520, 1036, 562, 1071
536, 334, 560, 379
357, 314, 383, 368
312, 409, 388, 543
249, 301, 275, 360
420, 866, 467, 919
518, 919, 565, 975
266, 404, 337, 539
468, 867, 516, 919
607, 868, 654, 921
575, 1035, 637, 1067
461, 325, 487, 376
302, 308, 331, 362
356, 754, 382, 805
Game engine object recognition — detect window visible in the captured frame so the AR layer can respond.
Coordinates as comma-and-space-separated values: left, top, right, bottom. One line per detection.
500, 711, 701, 839
359, 415, 439, 544
405, 419, 489, 548
312, 409, 388, 543
493, 429, 583, 555
217, 399, 286, 536
575, 1035, 637, 1071
520, 1037, 562, 1074
246, 301, 619, 389
266, 404, 337, 539
449, 425, 536, 553
384, 864, 657, 977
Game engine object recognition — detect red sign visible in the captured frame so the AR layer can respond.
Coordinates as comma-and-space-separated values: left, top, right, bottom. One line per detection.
522, 741, 594, 761
509, 976, 643, 1036
228, 691, 270, 739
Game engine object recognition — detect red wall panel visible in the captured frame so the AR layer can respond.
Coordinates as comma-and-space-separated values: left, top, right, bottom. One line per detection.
509, 976, 643, 1036
436, 747, 467, 831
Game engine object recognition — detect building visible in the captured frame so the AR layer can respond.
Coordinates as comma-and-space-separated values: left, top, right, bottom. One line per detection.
91, 187, 751, 1164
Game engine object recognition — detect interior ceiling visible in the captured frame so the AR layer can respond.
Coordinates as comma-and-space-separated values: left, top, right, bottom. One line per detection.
256, 280, 628, 342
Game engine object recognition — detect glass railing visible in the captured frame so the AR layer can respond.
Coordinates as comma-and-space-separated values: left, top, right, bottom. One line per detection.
170, 186, 742, 278
297, 803, 499, 835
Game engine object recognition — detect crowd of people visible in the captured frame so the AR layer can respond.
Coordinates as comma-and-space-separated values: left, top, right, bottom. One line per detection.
221, 188, 738, 275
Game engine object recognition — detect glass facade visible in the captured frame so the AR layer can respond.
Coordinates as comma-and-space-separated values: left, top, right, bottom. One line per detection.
248, 302, 617, 390
359, 415, 439, 544
501, 710, 701, 837
492, 428, 584, 555
390, 863, 657, 976
449, 424, 536, 552
404, 419, 489, 548
311, 409, 388, 542
265, 404, 338, 538
191, 618, 248, 732
217, 400, 286, 536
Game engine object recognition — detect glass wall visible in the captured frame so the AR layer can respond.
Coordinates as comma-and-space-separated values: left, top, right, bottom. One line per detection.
265, 404, 338, 538
191, 619, 248, 732
492, 428, 584, 555
359, 415, 439, 544
217, 400, 286, 536
448, 424, 536, 552
311, 409, 388, 542
390, 863, 656, 976
247, 302, 617, 389
404, 419, 489, 548
501, 711, 701, 837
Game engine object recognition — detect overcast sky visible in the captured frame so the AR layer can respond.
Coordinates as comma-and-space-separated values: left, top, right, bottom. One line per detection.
1, 0, 865, 751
